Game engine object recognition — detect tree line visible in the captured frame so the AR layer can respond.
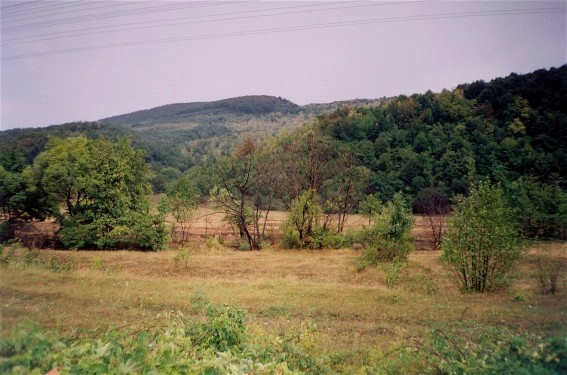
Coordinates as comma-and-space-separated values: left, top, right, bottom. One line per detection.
1, 66, 566, 250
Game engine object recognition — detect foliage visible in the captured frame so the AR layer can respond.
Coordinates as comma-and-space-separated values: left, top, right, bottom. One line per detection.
442, 181, 524, 292
0, 302, 332, 375
0, 247, 74, 273
315, 66, 567, 235
427, 320, 567, 374
163, 176, 198, 244
357, 193, 414, 268
507, 177, 567, 239
358, 194, 382, 225
30, 137, 167, 250
0, 148, 54, 242
282, 189, 322, 248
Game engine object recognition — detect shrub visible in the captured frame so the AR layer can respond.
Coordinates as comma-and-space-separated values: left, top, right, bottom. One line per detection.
358, 193, 414, 269
533, 254, 563, 295
442, 181, 524, 292
282, 189, 322, 249
427, 320, 567, 374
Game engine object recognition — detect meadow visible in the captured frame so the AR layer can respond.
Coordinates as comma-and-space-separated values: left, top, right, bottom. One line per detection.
1, 213, 565, 373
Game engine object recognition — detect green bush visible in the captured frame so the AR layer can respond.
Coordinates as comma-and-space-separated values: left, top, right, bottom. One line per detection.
427, 320, 567, 374
357, 193, 414, 269
442, 181, 524, 292
0, 304, 330, 375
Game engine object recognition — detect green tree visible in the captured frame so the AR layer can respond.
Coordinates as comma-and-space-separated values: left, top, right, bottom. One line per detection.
442, 181, 523, 292
359, 192, 414, 264
321, 153, 370, 233
507, 177, 567, 239
164, 176, 198, 244
31, 137, 167, 250
0, 147, 54, 242
282, 189, 322, 248
358, 194, 382, 225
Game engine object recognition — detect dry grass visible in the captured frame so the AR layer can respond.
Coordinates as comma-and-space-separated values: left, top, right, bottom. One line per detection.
1, 239, 565, 354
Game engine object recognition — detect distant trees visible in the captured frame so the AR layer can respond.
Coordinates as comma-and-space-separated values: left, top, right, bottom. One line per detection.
442, 181, 523, 292
30, 137, 167, 250
0, 147, 54, 242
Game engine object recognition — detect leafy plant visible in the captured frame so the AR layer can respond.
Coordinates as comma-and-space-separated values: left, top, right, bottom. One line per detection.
442, 181, 524, 292
357, 193, 414, 269
427, 320, 567, 374
282, 189, 322, 249
173, 249, 190, 270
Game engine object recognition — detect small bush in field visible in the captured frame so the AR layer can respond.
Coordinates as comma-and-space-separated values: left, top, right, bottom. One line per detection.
173, 249, 190, 270
357, 193, 414, 269
442, 181, 523, 292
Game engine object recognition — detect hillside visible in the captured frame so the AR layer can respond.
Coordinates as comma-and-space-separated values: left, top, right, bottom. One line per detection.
0, 95, 383, 175
2, 66, 565, 201
101, 95, 301, 127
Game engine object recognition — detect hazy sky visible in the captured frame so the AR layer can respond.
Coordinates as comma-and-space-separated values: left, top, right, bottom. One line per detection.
1, 0, 565, 130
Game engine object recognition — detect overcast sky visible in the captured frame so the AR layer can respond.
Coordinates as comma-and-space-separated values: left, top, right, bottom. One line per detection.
1, 0, 565, 130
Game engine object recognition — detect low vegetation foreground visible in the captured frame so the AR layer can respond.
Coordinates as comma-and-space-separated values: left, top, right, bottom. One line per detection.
1, 236, 565, 373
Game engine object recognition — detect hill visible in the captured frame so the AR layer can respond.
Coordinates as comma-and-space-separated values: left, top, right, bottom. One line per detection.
0, 95, 382, 173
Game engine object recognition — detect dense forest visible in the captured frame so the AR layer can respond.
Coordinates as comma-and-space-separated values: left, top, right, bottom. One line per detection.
1, 66, 566, 248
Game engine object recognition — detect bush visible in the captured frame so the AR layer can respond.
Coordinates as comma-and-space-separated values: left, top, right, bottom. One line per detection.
358, 193, 414, 269
442, 181, 524, 292
427, 320, 567, 374
0, 304, 329, 374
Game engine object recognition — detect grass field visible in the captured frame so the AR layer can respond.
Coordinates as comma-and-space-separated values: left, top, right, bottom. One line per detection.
1, 213, 566, 373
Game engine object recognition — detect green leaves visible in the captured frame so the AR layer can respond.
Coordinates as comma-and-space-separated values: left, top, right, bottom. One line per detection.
30, 137, 167, 250
442, 181, 524, 292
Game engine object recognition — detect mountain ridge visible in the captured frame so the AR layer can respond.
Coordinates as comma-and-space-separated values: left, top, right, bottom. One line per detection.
99, 95, 383, 128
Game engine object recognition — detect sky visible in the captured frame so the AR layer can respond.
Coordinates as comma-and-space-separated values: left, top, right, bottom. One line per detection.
1, 0, 565, 130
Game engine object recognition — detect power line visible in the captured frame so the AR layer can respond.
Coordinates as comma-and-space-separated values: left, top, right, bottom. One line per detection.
2, 1, 149, 21
2, 1, 415, 46
3, 7, 563, 61
2, 0, 94, 17
0, 0, 42, 11
2, 1, 245, 32
1, 1, 348, 43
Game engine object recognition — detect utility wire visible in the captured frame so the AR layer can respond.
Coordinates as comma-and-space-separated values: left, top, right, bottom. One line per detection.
2, 1, 416, 45
0, 0, 42, 11
1, 1, 350, 43
2, 0, 94, 17
3, 7, 563, 61
2, 1, 151, 21
2, 1, 245, 32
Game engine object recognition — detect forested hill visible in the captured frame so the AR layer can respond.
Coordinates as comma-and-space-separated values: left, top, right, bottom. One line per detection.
0, 95, 382, 176
1, 66, 565, 202
315, 65, 567, 205
101, 95, 301, 127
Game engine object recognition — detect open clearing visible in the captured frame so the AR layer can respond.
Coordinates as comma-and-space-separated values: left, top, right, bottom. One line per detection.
1, 238, 565, 358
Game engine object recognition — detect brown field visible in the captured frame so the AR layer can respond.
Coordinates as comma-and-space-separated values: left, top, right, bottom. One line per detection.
1, 211, 566, 359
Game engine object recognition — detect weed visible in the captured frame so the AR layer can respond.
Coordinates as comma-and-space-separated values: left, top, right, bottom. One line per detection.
173, 249, 190, 270
534, 254, 563, 295
260, 303, 294, 318
0, 242, 18, 267
385, 258, 405, 287
427, 320, 567, 374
